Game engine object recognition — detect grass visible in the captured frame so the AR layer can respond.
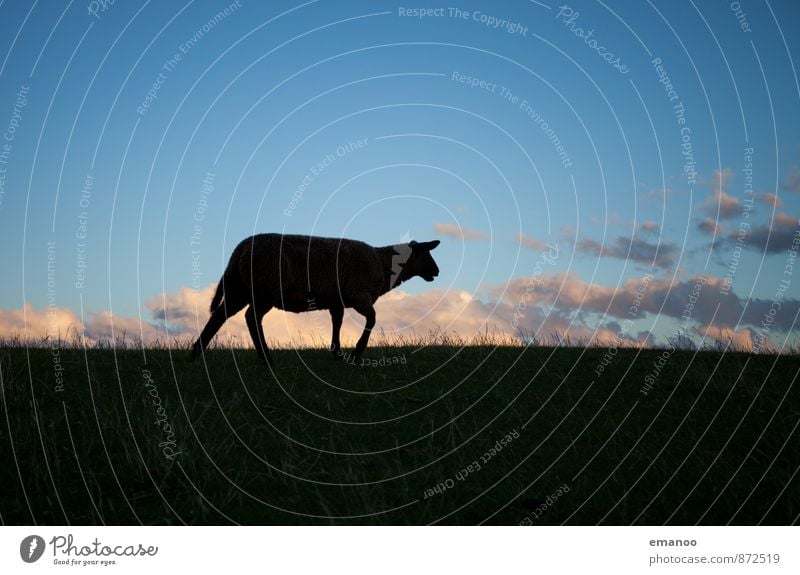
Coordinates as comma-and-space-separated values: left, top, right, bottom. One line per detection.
1, 335, 798, 525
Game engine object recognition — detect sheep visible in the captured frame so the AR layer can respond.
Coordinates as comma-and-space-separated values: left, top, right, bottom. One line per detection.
189, 234, 441, 365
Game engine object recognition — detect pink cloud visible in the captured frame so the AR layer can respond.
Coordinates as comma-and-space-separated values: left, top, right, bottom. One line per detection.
713, 168, 733, 190
781, 165, 800, 194
84, 310, 167, 344
0, 303, 83, 342
774, 212, 798, 227
697, 217, 722, 235
434, 223, 488, 240
758, 192, 782, 209
645, 188, 673, 201
700, 168, 741, 220
706, 190, 741, 219
692, 324, 759, 351
514, 232, 549, 251
3, 269, 798, 350
638, 220, 659, 234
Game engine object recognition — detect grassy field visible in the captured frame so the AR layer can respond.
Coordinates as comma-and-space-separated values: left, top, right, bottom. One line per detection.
1, 342, 798, 525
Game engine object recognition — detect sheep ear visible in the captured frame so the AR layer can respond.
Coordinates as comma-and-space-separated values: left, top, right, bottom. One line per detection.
413, 240, 440, 252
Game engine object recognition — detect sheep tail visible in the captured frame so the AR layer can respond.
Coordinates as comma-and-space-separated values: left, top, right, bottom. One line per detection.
210, 255, 238, 312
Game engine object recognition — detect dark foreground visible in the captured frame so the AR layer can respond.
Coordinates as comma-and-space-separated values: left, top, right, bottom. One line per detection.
1, 345, 798, 525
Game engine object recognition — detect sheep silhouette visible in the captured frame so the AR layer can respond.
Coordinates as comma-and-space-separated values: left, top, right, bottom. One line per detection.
190, 234, 440, 365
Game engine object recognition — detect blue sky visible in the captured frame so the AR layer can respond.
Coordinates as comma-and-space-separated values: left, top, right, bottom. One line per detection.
1, 0, 799, 348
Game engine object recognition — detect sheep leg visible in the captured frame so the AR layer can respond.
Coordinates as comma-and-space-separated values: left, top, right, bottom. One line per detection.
190, 299, 246, 361
246, 304, 273, 365
351, 296, 376, 360
329, 305, 344, 359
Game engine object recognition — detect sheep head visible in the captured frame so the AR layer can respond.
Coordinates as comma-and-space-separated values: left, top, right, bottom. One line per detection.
406, 240, 441, 282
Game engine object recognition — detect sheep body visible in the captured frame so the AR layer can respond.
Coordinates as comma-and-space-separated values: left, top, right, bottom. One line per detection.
191, 233, 440, 364
231, 234, 387, 312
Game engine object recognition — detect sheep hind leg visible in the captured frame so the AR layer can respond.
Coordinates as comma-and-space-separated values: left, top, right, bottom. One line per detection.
190, 298, 246, 361
329, 305, 344, 360
246, 304, 273, 365
351, 296, 376, 360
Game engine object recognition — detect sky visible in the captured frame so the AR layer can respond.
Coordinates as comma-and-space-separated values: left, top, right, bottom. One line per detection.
0, 0, 799, 350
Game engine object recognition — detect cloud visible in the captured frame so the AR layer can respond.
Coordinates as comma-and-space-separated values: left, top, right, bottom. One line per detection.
645, 188, 672, 200
698, 168, 733, 192
697, 217, 722, 235
492, 270, 800, 339
714, 168, 734, 189
575, 235, 679, 270
4, 269, 799, 351
775, 212, 799, 227
692, 324, 758, 350
433, 223, 488, 240
146, 284, 341, 347
0, 303, 170, 345
83, 310, 166, 343
146, 284, 219, 335
758, 192, 782, 209
705, 191, 741, 219
781, 165, 800, 194
700, 168, 742, 220
721, 212, 800, 254
486, 272, 661, 320
638, 221, 659, 234
515, 232, 550, 251
0, 303, 83, 342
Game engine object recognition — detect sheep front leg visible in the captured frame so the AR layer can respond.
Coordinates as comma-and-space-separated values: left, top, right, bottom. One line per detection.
329, 305, 344, 359
351, 295, 376, 360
